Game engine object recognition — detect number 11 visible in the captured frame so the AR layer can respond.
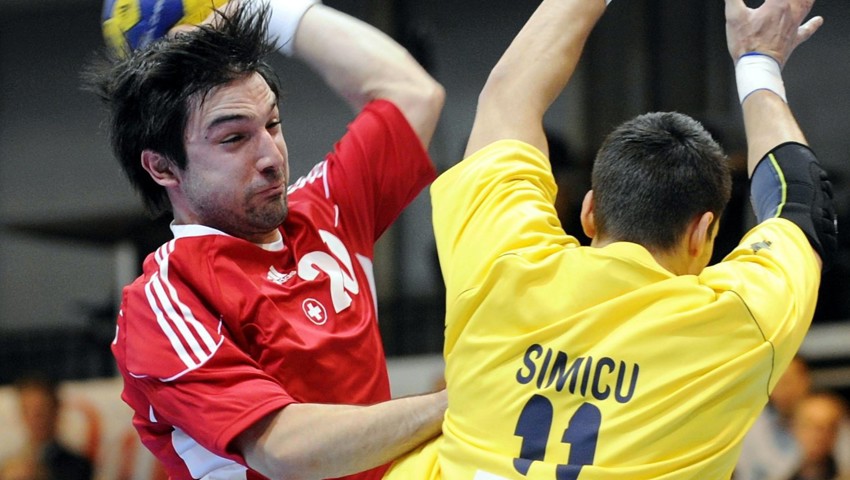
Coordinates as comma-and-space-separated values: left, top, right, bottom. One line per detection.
513, 395, 601, 480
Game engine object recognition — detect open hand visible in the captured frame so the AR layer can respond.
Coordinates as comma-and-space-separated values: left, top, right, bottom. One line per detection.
725, 0, 823, 67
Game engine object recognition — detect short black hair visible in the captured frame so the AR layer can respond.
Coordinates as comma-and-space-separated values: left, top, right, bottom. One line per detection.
592, 112, 732, 251
83, 1, 280, 216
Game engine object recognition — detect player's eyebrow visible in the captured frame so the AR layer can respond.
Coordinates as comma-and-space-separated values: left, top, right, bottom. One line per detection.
205, 113, 249, 132
204, 100, 279, 133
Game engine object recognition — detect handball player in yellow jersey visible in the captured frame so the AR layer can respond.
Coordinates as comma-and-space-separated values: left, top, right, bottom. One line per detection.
385, 0, 837, 478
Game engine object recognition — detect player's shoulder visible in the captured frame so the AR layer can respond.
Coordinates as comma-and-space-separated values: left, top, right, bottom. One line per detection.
362, 98, 405, 118
287, 161, 329, 199
123, 236, 222, 314
355, 98, 412, 129
434, 139, 552, 201
116, 274, 225, 382
140, 228, 246, 271
738, 217, 817, 265
467, 139, 546, 163
750, 216, 809, 235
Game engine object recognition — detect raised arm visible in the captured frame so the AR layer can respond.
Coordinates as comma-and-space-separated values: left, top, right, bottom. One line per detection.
725, 0, 822, 172
287, 1, 444, 147
187, 0, 443, 147
465, 0, 608, 157
726, 0, 836, 269
235, 390, 446, 479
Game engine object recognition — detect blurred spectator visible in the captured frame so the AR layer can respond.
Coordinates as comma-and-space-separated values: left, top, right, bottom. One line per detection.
787, 391, 849, 480
0, 453, 47, 480
0, 375, 93, 480
735, 355, 812, 480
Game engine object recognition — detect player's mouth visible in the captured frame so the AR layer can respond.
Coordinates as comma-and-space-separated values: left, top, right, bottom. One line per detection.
258, 182, 286, 199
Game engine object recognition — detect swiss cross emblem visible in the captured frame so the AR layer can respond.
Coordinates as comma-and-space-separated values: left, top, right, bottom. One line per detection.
302, 298, 328, 326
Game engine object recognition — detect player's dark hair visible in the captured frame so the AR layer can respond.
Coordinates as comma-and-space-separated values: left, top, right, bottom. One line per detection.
83, 1, 280, 216
592, 112, 732, 251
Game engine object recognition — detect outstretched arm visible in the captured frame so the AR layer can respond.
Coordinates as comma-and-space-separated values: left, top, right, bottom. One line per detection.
726, 0, 822, 173
287, 1, 444, 148
726, 0, 836, 269
465, 0, 608, 157
235, 390, 446, 479
187, 0, 444, 147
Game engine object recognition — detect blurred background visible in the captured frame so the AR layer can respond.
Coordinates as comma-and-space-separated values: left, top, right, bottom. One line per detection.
0, 0, 848, 473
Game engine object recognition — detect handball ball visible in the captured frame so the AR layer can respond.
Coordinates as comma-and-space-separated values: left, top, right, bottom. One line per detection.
102, 0, 229, 56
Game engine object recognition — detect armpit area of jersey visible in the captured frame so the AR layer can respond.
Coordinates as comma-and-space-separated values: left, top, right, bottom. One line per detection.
750, 141, 838, 270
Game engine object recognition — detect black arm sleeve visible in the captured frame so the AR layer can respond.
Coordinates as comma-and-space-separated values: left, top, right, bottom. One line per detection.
750, 142, 838, 270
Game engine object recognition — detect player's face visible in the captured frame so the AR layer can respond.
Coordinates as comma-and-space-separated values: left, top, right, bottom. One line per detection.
177, 73, 289, 244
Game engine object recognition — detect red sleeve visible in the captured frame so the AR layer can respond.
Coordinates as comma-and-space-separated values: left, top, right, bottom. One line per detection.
129, 343, 293, 456
325, 99, 436, 242
114, 243, 294, 459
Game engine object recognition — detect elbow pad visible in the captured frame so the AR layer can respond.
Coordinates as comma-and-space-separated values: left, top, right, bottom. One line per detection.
750, 142, 838, 270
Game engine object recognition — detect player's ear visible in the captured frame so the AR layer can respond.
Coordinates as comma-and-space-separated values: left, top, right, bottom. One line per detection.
141, 150, 179, 187
580, 190, 597, 239
688, 211, 715, 257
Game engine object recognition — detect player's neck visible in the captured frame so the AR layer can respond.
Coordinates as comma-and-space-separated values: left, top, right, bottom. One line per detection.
591, 236, 693, 276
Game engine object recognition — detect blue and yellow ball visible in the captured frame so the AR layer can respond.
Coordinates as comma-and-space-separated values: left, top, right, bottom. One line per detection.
102, 0, 229, 56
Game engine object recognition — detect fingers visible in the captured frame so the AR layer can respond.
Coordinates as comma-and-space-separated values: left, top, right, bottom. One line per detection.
724, 0, 753, 61
796, 16, 824, 45
724, 0, 747, 17
724, 0, 749, 30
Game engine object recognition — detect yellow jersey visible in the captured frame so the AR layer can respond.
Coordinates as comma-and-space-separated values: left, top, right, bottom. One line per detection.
386, 140, 820, 480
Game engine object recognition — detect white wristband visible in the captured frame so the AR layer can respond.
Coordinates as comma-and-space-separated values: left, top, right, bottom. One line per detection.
735, 53, 786, 104
267, 0, 320, 56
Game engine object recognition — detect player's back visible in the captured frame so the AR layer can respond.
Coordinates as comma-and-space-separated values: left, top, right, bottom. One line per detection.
436, 240, 777, 480
399, 139, 818, 480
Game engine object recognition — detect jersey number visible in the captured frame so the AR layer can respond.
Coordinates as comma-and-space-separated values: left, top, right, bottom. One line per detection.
298, 230, 360, 313
513, 395, 601, 480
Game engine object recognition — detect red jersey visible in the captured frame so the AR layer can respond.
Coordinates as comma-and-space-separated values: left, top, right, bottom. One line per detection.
112, 100, 436, 480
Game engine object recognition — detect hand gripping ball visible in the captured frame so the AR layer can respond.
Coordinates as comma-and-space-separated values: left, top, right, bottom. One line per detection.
101, 0, 229, 56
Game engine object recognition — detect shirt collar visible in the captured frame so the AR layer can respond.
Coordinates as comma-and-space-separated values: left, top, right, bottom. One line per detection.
170, 222, 284, 252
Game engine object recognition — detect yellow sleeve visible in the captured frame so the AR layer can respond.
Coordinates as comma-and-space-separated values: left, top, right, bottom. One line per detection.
431, 140, 578, 302
382, 437, 442, 480
700, 218, 821, 390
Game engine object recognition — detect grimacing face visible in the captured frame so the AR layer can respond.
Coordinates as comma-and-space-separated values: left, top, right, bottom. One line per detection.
173, 73, 290, 244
